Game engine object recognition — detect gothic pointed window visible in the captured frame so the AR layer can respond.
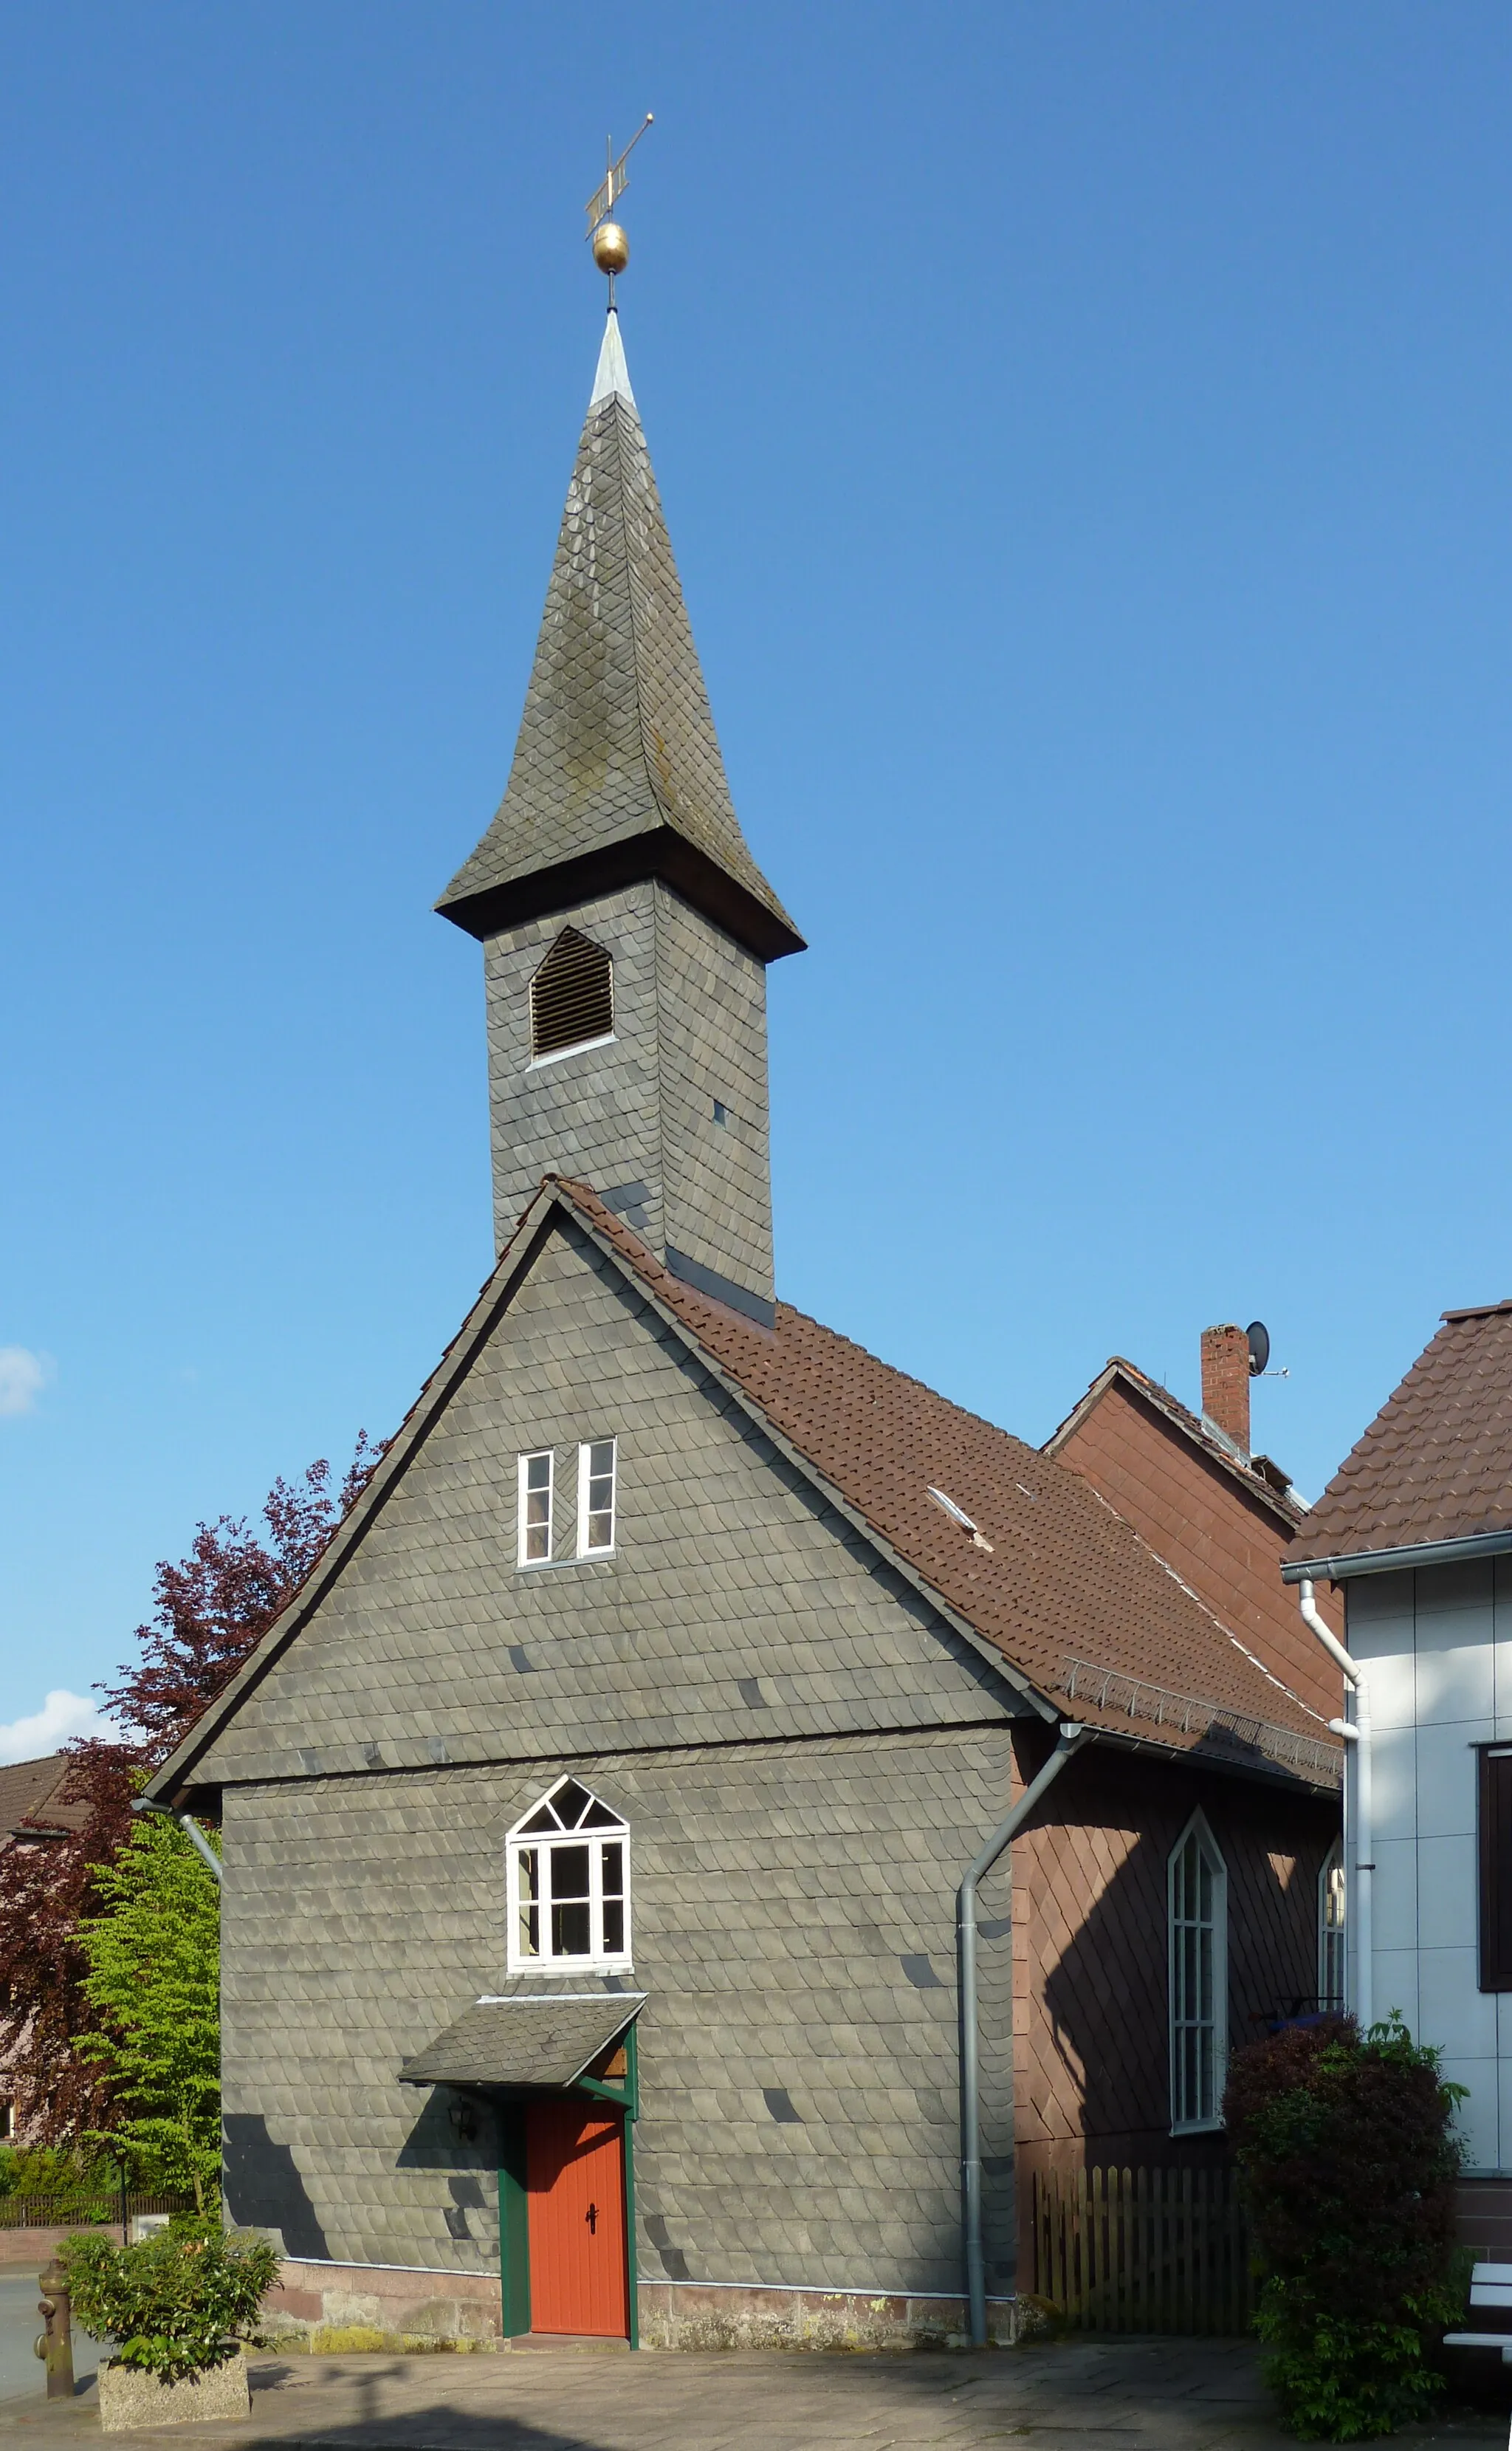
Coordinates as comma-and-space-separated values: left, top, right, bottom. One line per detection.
1319, 1839, 1347, 2009
506, 1776, 630, 1972
529, 928, 614, 1063
1169, 1811, 1227, 2133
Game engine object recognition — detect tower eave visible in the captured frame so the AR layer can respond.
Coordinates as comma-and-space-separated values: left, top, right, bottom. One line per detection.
436, 828, 806, 963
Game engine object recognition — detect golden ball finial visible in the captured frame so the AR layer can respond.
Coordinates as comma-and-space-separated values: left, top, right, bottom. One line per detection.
591, 220, 630, 275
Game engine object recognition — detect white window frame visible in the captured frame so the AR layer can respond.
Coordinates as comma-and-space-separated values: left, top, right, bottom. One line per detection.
516, 1450, 554, 1568
576, 1437, 617, 1558
1319, 1837, 1346, 2010
505, 1775, 632, 1975
1169, 1809, 1228, 2134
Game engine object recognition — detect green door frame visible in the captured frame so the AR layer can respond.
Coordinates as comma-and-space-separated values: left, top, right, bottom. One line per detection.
493, 2020, 642, 2348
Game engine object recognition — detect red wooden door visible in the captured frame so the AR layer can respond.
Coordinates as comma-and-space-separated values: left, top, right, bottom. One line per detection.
525, 2101, 628, 2337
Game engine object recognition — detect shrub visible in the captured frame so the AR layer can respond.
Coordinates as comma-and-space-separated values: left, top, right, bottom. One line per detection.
0, 2144, 110, 2199
61, 2227, 278, 2383
1224, 2013, 1468, 2440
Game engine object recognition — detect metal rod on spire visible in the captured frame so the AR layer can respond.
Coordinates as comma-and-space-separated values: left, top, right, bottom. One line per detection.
586, 115, 653, 309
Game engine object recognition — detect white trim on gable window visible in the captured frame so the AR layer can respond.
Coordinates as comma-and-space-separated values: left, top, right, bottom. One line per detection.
576, 1438, 616, 1557
517, 1450, 554, 1567
1169, 1809, 1228, 2134
506, 1775, 631, 1974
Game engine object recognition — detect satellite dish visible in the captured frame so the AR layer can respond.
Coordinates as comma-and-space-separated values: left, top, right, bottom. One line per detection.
1246, 1321, 1271, 1378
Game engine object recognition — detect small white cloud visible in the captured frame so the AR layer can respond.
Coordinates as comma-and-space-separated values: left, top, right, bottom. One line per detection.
0, 1688, 110, 1766
0, 1348, 53, 1419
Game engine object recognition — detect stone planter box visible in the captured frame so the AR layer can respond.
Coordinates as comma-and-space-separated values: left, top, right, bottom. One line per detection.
97, 2348, 250, 2431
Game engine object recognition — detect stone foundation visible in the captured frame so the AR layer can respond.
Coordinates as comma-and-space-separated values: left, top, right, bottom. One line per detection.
263, 2258, 503, 2351
636, 2281, 1024, 2351
261, 2260, 1025, 2354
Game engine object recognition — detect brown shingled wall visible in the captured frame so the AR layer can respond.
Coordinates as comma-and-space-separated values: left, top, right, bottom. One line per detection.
1008, 1735, 1337, 2271
1054, 1377, 1343, 1723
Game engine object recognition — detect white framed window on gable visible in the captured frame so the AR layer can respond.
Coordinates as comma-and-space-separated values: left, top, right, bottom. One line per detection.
506, 1777, 630, 1973
577, 1439, 616, 1557
517, 1450, 554, 1566
1318, 1838, 1346, 2010
1169, 1810, 1228, 2133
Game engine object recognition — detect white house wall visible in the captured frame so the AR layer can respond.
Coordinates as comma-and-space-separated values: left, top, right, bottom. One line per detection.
1350, 1557, 1512, 2172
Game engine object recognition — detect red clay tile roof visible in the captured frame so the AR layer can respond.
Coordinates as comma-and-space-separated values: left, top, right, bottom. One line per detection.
0, 1752, 86, 1840
1291, 1301, 1512, 1566
557, 1185, 1339, 1784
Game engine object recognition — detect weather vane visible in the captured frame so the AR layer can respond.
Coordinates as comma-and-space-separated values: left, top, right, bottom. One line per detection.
585, 114, 653, 301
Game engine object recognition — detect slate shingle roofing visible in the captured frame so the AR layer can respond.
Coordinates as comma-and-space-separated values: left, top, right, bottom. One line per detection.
436, 315, 803, 964
1290, 1299, 1512, 1567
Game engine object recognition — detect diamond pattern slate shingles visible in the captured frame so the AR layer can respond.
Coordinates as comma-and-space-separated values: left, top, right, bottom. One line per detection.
436, 332, 800, 959
1290, 1300, 1512, 1566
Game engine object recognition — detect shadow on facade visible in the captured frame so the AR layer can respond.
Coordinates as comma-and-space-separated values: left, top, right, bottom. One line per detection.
223, 2114, 331, 2258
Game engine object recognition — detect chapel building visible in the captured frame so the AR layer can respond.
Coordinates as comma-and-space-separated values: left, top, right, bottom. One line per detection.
147, 303, 1340, 2351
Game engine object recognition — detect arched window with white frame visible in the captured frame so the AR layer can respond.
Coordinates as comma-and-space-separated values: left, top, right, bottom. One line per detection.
1318, 1838, 1346, 2011
506, 1776, 630, 1975
1169, 1809, 1228, 2133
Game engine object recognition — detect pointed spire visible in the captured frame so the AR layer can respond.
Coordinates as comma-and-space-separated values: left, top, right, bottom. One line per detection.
437, 316, 803, 962
588, 308, 635, 408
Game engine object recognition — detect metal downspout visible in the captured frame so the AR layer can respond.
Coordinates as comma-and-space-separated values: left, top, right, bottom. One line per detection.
131, 1797, 223, 1885
958, 1723, 1085, 2348
1297, 1577, 1371, 2029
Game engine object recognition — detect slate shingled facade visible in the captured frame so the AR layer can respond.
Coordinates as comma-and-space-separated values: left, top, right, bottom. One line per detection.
147, 309, 1339, 2349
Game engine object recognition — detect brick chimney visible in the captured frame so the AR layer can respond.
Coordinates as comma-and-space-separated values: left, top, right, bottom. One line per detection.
1200, 1323, 1251, 1457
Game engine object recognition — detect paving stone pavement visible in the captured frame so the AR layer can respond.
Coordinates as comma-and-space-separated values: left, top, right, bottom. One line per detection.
0, 2339, 1505, 2451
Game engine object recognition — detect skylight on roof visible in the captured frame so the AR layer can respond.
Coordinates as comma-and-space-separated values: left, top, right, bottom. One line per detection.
927, 1487, 995, 1553
928, 1486, 977, 1531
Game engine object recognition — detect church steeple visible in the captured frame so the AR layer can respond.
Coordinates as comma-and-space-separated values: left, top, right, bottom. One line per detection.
438, 305, 802, 1326
436, 312, 802, 964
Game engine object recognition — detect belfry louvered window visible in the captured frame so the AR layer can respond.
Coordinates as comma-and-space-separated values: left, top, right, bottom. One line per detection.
529, 928, 614, 1062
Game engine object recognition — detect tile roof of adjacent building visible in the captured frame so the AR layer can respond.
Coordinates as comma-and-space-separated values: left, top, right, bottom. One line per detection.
146, 1181, 1341, 1803
1288, 1301, 1512, 1570
436, 312, 803, 964
1043, 1357, 1306, 1527
0, 1752, 87, 1840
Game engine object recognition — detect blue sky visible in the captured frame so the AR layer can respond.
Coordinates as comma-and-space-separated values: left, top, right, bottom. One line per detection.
3, 2, 1511, 1749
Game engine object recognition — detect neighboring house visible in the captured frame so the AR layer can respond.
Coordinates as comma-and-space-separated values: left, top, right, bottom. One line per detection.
145, 306, 1341, 2351
0, 1753, 88, 2143
1285, 1301, 1512, 2254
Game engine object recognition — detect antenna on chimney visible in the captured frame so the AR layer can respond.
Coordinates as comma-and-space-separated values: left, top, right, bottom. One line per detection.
1245, 1321, 1270, 1377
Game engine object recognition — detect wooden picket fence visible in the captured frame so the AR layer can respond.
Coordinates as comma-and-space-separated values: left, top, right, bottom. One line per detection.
1030, 2165, 1254, 2334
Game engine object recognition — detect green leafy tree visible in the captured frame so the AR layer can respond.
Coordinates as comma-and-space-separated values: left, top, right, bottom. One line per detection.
74, 1814, 221, 2214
